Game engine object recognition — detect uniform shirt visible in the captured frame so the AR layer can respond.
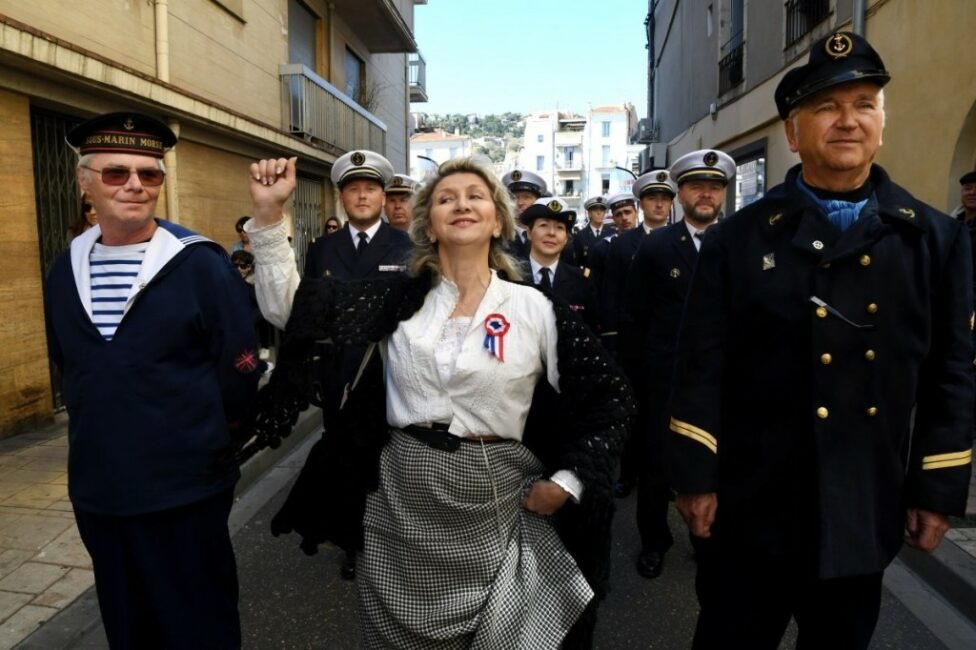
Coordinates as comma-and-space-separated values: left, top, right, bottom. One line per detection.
529, 256, 559, 287
684, 220, 707, 251
349, 219, 381, 247
383, 271, 582, 500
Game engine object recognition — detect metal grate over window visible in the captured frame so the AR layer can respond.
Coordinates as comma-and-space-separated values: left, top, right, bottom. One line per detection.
785, 0, 831, 48
292, 175, 324, 276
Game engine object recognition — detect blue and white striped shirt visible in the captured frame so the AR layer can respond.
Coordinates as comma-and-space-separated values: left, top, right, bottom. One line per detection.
89, 242, 147, 341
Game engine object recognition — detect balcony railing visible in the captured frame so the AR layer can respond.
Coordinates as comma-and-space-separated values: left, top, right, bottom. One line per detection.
280, 64, 387, 154
409, 52, 428, 103
785, 0, 831, 48
719, 33, 744, 95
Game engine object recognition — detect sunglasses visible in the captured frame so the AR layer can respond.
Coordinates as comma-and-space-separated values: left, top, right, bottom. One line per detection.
80, 165, 166, 187
234, 262, 252, 269
325, 225, 339, 232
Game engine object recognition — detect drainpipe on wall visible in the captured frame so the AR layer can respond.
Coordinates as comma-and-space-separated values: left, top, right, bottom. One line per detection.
164, 120, 180, 223
155, 0, 170, 82
852, 0, 866, 36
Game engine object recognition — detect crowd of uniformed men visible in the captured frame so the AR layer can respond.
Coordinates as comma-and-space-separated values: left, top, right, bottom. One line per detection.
46, 28, 974, 649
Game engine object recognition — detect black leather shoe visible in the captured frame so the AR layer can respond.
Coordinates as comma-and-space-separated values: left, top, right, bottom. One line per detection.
613, 481, 634, 498
636, 551, 665, 579
340, 555, 356, 580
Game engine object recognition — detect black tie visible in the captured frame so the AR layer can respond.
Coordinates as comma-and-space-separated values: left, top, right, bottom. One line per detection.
594, 227, 601, 238
356, 231, 368, 257
539, 267, 552, 291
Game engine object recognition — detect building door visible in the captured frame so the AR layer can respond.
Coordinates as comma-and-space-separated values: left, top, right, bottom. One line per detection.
31, 107, 83, 410
292, 175, 324, 276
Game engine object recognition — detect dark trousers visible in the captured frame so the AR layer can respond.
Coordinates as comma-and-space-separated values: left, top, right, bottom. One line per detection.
691, 537, 883, 649
636, 393, 673, 554
74, 489, 241, 650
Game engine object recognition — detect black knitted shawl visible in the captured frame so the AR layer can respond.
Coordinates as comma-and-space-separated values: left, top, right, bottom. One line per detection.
241, 271, 634, 597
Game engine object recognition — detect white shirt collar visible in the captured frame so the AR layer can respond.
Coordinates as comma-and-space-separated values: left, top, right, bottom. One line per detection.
349, 219, 382, 246
641, 222, 653, 234
529, 256, 558, 285
684, 219, 708, 250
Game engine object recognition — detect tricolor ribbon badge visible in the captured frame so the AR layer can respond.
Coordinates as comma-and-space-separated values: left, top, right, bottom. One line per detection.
483, 313, 511, 362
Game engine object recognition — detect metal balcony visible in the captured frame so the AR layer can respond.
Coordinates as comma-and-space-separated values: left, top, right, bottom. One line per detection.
409, 52, 428, 103
719, 33, 745, 95
785, 0, 831, 48
280, 64, 387, 154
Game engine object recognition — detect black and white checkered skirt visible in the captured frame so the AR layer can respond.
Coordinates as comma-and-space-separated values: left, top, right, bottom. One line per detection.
358, 429, 593, 649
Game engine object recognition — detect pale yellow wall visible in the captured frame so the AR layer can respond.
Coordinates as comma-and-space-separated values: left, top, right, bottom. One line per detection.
867, 0, 976, 211
175, 140, 262, 250
0, 0, 157, 76
167, 0, 288, 127
0, 89, 52, 435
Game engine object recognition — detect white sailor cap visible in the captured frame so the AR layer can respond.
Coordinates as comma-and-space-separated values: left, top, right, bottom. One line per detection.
520, 197, 577, 228
583, 196, 608, 211
330, 149, 395, 188
633, 169, 677, 198
607, 192, 637, 212
501, 169, 547, 196
385, 173, 419, 195
669, 149, 736, 186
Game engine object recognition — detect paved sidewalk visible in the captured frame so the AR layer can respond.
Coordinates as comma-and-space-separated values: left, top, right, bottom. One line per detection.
0, 418, 92, 650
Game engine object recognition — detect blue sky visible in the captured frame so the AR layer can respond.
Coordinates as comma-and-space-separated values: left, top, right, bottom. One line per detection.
413, 0, 649, 116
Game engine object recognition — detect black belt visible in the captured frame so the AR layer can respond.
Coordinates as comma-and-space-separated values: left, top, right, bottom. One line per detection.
402, 424, 508, 452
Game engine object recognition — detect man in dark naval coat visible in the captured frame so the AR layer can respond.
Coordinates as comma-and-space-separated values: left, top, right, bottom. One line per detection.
621, 154, 733, 580
668, 31, 974, 649
502, 168, 547, 260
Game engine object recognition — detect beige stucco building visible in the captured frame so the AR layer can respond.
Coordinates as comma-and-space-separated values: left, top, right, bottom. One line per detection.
0, 0, 428, 435
645, 0, 975, 216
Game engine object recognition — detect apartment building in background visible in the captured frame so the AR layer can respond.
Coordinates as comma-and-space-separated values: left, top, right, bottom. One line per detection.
0, 0, 427, 435
641, 0, 975, 215
516, 104, 640, 213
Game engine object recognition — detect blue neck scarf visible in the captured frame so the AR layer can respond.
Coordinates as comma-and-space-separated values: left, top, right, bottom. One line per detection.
796, 177, 869, 233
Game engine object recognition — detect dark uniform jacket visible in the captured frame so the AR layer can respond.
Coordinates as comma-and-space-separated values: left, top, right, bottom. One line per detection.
602, 226, 654, 347
523, 259, 601, 334
574, 224, 617, 269
304, 221, 410, 281
668, 164, 975, 578
621, 221, 699, 395
302, 221, 411, 416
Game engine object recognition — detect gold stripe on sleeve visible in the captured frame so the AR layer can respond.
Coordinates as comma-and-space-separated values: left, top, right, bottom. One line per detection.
921, 449, 972, 470
669, 417, 718, 454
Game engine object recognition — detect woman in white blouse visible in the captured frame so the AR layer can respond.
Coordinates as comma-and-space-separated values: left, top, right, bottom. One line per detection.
247, 157, 631, 649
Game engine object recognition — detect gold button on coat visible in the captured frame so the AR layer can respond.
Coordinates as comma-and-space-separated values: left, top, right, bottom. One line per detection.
816, 306, 828, 318
817, 407, 829, 419
867, 407, 878, 417
867, 303, 878, 314
864, 349, 876, 361
820, 353, 832, 365
860, 254, 871, 266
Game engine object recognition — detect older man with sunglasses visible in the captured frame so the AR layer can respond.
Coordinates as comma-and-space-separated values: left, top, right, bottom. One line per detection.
44, 112, 259, 648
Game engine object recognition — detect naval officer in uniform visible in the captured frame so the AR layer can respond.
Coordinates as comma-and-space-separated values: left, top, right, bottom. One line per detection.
621, 156, 732, 579
384, 173, 418, 232
502, 168, 548, 259
668, 32, 974, 648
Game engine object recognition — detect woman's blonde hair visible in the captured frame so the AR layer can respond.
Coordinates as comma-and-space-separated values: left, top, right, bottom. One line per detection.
407, 157, 523, 281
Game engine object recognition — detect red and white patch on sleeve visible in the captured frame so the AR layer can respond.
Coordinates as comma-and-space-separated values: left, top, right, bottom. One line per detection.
234, 349, 258, 374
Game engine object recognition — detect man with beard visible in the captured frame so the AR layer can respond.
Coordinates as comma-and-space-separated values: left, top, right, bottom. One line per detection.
669, 32, 973, 648
384, 173, 418, 232
621, 155, 733, 579
502, 169, 547, 259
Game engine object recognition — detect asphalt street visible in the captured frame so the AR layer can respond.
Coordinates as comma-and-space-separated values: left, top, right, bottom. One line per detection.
233, 461, 949, 649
